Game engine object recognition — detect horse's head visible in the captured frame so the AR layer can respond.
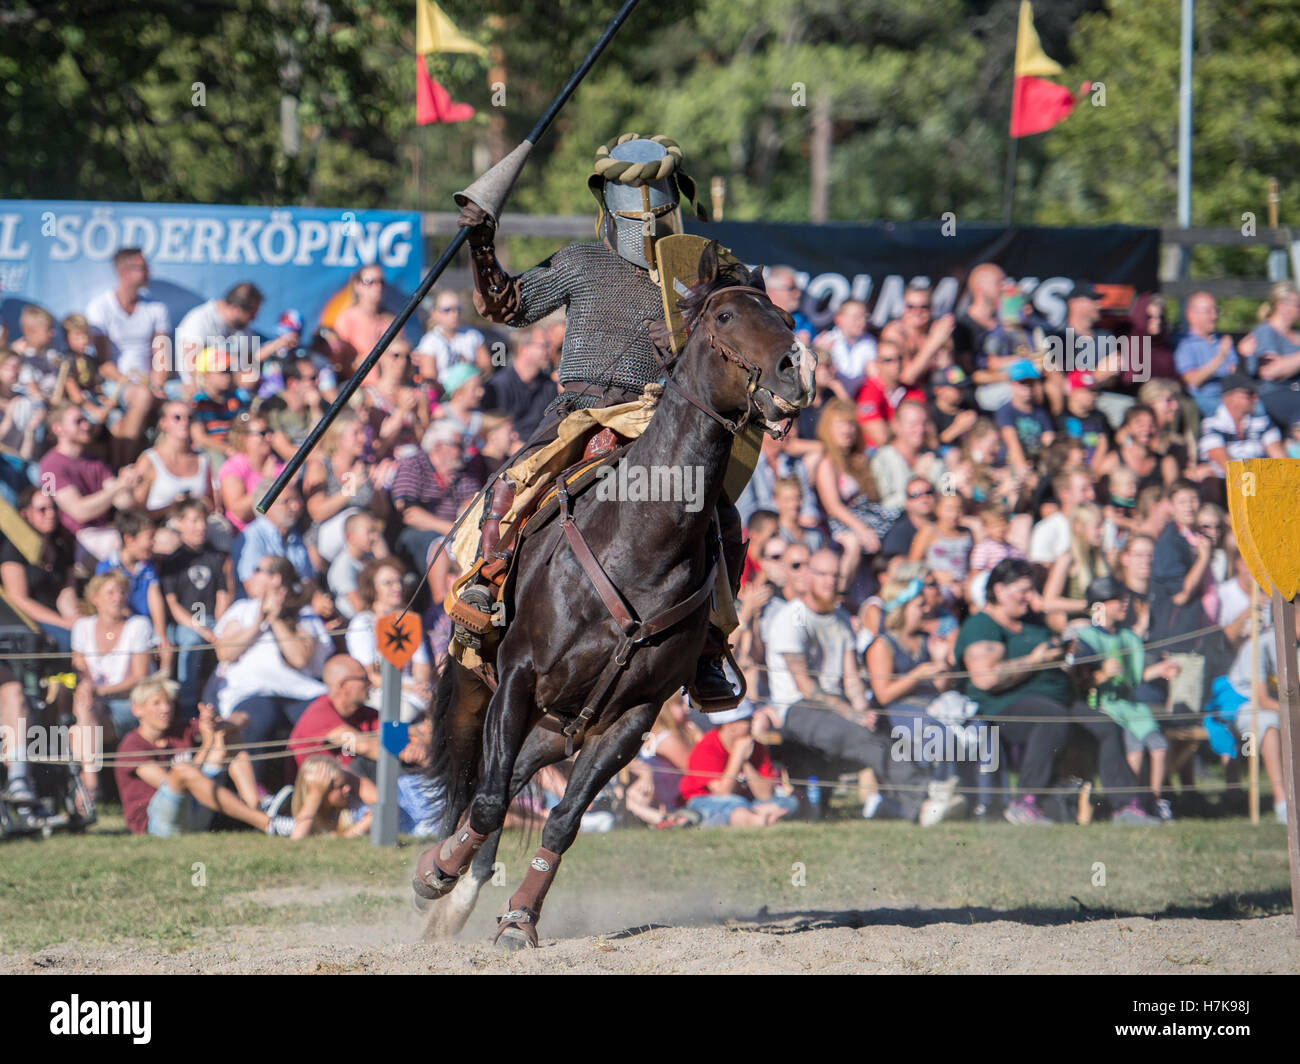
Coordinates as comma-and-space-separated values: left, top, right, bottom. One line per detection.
675, 242, 816, 434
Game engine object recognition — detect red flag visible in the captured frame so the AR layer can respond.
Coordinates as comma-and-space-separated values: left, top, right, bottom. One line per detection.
416, 56, 474, 125
1010, 76, 1078, 138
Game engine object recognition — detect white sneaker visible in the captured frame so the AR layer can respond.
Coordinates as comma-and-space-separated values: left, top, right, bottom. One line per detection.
580, 810, 615, 833
861, 793, 882, 819
1277, 799, 1288, 825
919, 778, 967, 826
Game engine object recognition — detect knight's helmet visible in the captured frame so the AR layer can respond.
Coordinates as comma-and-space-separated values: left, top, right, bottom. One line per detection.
588, 133, 708, 270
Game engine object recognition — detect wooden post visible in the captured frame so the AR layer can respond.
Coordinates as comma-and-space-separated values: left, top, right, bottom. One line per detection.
1271, 591, 1300, 935
1250, 581, 1261, 824
370, 659, 401, 846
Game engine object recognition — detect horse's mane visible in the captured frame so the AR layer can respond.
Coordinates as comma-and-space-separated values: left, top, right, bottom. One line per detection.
678, 257, 766, 337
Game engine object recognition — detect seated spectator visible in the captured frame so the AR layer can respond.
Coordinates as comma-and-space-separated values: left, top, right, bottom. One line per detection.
855, 339, 924, 447
59, 313, 113, 426
361, 340, 427, 460
39, 403, 142, 565
130, 400, 216, 525
637, 691, 703, 814
390, 420, 479, 576
995, 359, 1055, 474
1069, 577, 1181, 819
84, 247, 168, 466
678, 703, 799, 827
739, 508, 778, 588
878, 476, 936, 562
813, 298, 875, 399
0, 349, 45, 503
232, 477, 313, 593
1197, 374, 1284, 492
1150, 480, 1216, 648
928, 365, 978, 449
189, 354, 254, 465
1175, 291, 1257, 418
885, 280, 956, 387
333, 265, 395, 375
346, 557, 434, 721
160, 497, 231, 713
1139, 377, 1199, 479
736, 430, 822, 531
867, 574, 960, 780
909, 492, 973, 598
870, 400, 942, 509
464, 412, 521, 492
175, 281, 296, 390
1057, 372, 1111, 471
302, 409, 393, 566
328, 511, 384, 620
95, 510, 170, 670
434, 363, 485, 445
115, 678, 296, 837
213, 556, 331, 781
1102, 466, 1140, 546
764, 265, 813, 345
288, 754, 374, 837
289, 655, 380, 781
262, 357, 326, 462
415, 291, 491, 379
1250, 281, 1300, 428
1220, 608, 1300, 824
814, 399, 900, 590
771, 475, 823, 552
1115, 532, 1156, 636
759, 548, 961, 823
218, 412, 285, 532
0, 664, 35, 804
1097, 403, 1176, 493
968, 503, 1024, 575
12, 304, 61, 395
0, 486, 79, 651
1217, 545, 1269, 649
1040, 502, 1109, 628
479, 329, 557, 442
953, 558, 1157, 824
71, 571, 155, 792
1027, 466, 1095, 564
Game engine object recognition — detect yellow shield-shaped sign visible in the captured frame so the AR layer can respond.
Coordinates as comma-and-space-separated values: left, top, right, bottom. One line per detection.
1227, 458, 1300, 600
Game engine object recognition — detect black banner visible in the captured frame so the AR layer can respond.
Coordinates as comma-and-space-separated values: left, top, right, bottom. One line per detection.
685, 219, 1160, 332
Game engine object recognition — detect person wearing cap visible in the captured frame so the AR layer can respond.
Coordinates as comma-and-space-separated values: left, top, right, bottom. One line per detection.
995, 358, 1055, 473
435, 361, 485, 444
678, 702, 799, 827
1057, 369, 1111, 471
1068, 576, 1181, 820
1174, 292, 1255, 418
1197, 371, 1284, 483
929, 364, 978, 447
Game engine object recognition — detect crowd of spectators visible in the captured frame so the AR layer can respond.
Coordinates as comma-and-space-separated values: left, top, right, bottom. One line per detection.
1, 244, 1297, 837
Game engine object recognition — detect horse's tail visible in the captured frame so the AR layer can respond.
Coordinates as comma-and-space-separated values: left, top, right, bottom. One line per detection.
427, 657, 486, 836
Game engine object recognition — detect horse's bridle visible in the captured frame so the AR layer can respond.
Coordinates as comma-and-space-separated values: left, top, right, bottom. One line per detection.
657, 283, 802, 439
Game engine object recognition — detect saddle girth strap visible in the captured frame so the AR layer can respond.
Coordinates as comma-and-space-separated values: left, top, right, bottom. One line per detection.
553, 474, 720, 755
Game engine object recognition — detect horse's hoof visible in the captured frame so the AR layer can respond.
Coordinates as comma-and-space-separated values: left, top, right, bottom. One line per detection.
412, 891, 432, 914
413, 846, 459, 900
495, 927, 535, 951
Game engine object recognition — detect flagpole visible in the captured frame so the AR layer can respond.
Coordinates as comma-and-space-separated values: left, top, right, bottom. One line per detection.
257, 0, 644, 514
1002, 135, 1018, 225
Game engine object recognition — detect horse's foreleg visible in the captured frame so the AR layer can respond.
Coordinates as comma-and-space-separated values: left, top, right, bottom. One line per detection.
494, 701, 659, 951
417, 666, 537, 899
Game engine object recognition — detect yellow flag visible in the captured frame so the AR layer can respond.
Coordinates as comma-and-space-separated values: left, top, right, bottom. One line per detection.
416, 0, 488, 57
1014, 0, 1063, 79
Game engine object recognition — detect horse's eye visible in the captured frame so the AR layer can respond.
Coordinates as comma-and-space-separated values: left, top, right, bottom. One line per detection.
717, 311, 733, 324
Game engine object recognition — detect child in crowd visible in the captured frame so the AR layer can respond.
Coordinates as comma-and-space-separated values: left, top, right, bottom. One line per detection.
910, 492, 972, 598
95, 509, 170, 669
1103, 466, 1140, 549
12, 305, 61, 396
191, 349, 254, 465
60, 313, 112, 424
114, 677, 296, 837
968, 502, 1023, 574
1068, 577, 1182, 820
328, 511, 383, 620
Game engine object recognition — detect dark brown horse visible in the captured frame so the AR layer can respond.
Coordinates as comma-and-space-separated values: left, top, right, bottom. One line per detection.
413, 243, 814, 947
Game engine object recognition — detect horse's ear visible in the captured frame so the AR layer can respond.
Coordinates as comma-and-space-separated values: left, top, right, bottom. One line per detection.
748, 265, 767, 292
697, 241, 720, 287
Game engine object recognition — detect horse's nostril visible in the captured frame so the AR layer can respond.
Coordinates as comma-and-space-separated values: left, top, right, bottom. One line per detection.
778, 353, 797, 378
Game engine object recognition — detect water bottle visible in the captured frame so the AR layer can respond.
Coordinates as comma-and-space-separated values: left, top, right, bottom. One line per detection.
806, 777, 822, 821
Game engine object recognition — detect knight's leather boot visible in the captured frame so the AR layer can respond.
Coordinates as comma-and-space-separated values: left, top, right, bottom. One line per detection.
478, 479, 516, 564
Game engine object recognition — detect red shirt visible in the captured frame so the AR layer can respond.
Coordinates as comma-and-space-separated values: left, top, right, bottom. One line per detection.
679, 729, 777, 803
38, 450, 113, 535
855, 378, 925, 428
114, 720, 202, 835
288, 694, 379, 772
